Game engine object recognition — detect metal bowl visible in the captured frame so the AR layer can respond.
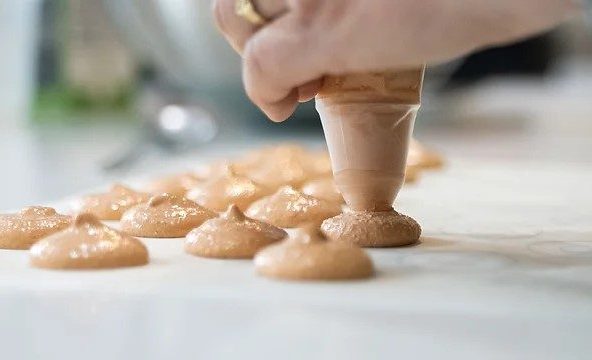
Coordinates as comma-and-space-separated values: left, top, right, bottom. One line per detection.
103, 0, 241, 89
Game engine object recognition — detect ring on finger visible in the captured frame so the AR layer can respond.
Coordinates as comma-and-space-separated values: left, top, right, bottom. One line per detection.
235, 0, 268, 26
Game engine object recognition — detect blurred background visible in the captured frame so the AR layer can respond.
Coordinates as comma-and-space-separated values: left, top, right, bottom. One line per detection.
1, 0, 591, 208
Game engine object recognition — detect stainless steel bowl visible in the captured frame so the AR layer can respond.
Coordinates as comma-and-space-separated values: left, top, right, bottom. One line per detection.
103, 0, 241, 89
103, 0, 314, 131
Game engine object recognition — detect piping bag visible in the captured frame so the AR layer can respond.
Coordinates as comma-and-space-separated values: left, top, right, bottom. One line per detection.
237, 0, 425, 211
238, 0, 425, 211
316, 68, 425, 211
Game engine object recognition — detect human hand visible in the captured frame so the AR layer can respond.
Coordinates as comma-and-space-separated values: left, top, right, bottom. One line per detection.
214, 0, 579, 121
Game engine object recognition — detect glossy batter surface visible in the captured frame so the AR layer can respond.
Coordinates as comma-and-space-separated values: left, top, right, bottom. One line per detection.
322, 208, 421, 247
246, 186, 341, 228
254, 224, 374, 281
30, 213, 148, 269
78, 184, 151, 220
120, 194, 216, 238
0, 207, 71, 250
185, 204, 287, 259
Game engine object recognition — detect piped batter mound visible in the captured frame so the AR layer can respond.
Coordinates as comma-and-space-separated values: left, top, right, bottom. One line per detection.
185, 204, 287, 259
186, 166, 270, 212
0, 207, 71, 250
243, 144, 329, 189
248, 154, 310, 189
407, 139, 444, 169
254, 224, 374, 281
144, 172, 201, 197
246, 186, 341, 228
78, 184, 151, 220
194, 160, 251, 180
120, 194, 216, 238
404, 165, 421, 184
30, 213, 148, 269
240, 143, 307, 166
301, 178, 344, 204
321, 208, 421, 247
302, 149, 333, 179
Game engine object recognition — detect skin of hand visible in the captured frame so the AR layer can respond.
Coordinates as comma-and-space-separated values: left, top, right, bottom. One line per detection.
214, 0, 581, 122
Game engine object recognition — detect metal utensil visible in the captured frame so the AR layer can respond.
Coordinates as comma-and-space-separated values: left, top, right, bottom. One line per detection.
102, 88, 218, 172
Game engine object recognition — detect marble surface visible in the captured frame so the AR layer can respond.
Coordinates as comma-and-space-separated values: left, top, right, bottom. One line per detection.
1, 157, 591, 360
2, 62, 592, 359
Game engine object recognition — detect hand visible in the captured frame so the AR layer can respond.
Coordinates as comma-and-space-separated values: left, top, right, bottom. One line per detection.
214, 0, 322, 120
214, 0, 579, 122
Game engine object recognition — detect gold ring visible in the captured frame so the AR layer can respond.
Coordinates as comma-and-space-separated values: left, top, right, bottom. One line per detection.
235, 0, 268, 26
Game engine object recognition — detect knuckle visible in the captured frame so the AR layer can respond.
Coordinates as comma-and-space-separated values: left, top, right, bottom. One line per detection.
243, 37, 275, 81
242, 49, 264, 103
290, 0, 320, 17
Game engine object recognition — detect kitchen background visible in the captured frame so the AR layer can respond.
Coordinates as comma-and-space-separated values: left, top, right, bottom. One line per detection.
1, 0, 591, 209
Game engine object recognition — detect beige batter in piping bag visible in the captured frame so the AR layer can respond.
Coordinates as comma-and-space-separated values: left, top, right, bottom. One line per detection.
235, 0, 425, 211
316, 68, 425, 211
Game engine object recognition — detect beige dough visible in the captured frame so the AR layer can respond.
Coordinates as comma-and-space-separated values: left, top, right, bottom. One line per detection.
305, 150, 333, 179
185, 204, 287, 259
242, 144, 329, 189
321, 208, 421, 247
240, 143, 306, 166
254, 223, 374, 281
120, 194, 216, 238
30, 213, 148, 269
248, 154, 310, 189
186, 166, 271, 212
407, 139, 444, 169
194, 160, 251, 180
78, 184, 151, 220
301, 177, 344, 204
0, 207, 71, 250
246, 186, 341, 228
144, 172, 202, 197
405, 165, 421, 184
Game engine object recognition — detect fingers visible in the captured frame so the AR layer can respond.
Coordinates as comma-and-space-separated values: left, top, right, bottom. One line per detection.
298, 79, 322, 103
214, 0, 320, 120
213, 0, 288, 54
213, 0, 258, 53
242, 15, 326, 121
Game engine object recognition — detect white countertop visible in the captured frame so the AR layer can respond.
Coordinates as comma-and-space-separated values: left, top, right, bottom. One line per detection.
2, 62, 592, 360
1, 158, 591, 360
